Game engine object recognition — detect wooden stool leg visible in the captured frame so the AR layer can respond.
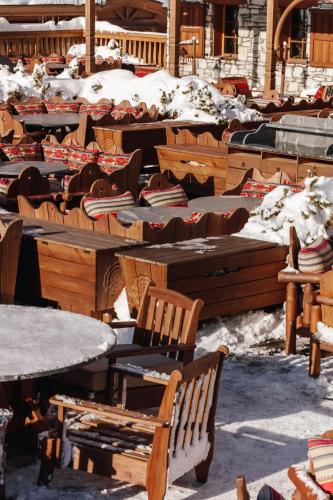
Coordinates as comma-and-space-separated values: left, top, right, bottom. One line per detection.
303, 283, 315, 327
37, 438, 58, 486
309, 338, 321, 378
286, 282, 298, 355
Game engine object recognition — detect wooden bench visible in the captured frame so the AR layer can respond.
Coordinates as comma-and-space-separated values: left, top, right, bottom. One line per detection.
5, 212, 146, 318
116, 235, 288, 319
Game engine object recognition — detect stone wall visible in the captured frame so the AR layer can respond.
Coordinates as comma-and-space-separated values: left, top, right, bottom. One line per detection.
177, 0, 333, 95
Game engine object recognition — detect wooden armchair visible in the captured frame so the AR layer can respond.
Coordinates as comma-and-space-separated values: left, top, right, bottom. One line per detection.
278, 227, 322, 355
0, 218, 22, 304
308, 270, 333, 377
288, 430, 333, 498
38, 346, 228, 500
64, 284, 204, 409
0, 110, 24, 144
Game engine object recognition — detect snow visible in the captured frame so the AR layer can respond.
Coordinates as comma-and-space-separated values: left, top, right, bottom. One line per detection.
316, 322, 333, 344
67, 42, 141, 65
0, 64, 262, 123
238, 176, 333, 246
0, 305, 116, 379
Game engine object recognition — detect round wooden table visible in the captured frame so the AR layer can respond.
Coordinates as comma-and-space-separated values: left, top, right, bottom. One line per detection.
0, 305, 116, 382
188, 195, 261, 212
16, 113, 81, 130
0, 161, 70, 177
117, 206, 197, 224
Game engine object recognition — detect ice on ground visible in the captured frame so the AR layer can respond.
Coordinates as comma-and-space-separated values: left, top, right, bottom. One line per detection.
238, 176, 333, 246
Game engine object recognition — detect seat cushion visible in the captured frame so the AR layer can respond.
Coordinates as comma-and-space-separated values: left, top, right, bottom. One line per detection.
308, 437, 333, 494
82, 191, 136, 219
64, 351, 183, 392
140, 184, 188, 208
298, 236, 333, 273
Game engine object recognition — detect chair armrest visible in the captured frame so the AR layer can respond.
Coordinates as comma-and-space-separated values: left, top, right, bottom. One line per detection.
278, 271, 322, 285
111, 362, 171, 386
50, 395, 170, 428
288, 465, 328, 499
108, 343, 195, 358
108, 320, 137, 329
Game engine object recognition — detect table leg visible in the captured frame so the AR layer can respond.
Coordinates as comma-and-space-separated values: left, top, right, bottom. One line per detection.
285, 282, 297, 355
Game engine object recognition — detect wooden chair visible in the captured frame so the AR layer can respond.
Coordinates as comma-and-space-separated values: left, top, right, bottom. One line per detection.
223, 167, 301, 196
38, 346, 228, 500
236, 476, 250, 500
0, 110, 24, 144
0, 218, 23, 304
278, 227, 322, 355
0, 409, 13, 500
288, 430, 333, 499
62, 115, 94, 147
309, 270, 333, 377
64, 283, 204, 409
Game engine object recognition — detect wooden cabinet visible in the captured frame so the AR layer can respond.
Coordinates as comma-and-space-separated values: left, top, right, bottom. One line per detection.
15, 216, 145, 318
116, 235, 288, 320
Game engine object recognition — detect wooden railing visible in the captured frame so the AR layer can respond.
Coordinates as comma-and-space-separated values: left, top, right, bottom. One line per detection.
0, 29, 167, 67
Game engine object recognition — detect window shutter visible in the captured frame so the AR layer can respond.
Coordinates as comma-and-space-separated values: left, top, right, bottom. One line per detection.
310, 9, 333, 67
180, 3, 205, 58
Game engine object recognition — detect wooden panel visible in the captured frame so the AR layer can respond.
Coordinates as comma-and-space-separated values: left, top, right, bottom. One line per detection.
310, 9, 333, 68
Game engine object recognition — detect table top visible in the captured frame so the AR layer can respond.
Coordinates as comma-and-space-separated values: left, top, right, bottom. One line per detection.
0, 304, 116, 382
2, 214, 146, 251
46, 63, 69, 70
0, 160, 69, 177
116, 235, 283, 266
16, 113, 81, 128
93, 120, 216, 133
188, 196, 261, 212
118, 207, 199, 224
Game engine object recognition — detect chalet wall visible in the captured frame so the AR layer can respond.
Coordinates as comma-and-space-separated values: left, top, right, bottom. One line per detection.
177, 0, 333, 95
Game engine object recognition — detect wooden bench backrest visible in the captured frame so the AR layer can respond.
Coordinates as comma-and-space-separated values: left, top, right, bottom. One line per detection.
67, 163, 108, 195
134, 284, 204, 349
6, 166, 50, 198
319, 270, 333, 327
150, 346, 227, 484
0, 218, 22, 304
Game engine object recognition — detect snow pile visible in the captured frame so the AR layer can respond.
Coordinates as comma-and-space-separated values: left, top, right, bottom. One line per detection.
0, 67, 262, 123
238, 176, 333, 246
67, 41, 142, 64
316, 322, 333, 344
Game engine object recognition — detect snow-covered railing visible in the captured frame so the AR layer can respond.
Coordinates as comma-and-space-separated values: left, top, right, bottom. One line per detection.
0, 29, 166, 66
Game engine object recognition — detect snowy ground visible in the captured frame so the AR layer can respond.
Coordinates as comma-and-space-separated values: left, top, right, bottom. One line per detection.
6, 307, 333, 499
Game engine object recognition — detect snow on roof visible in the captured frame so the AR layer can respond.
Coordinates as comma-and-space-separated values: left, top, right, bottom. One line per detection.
0, 0, 105, 4
0, 16, 127, 32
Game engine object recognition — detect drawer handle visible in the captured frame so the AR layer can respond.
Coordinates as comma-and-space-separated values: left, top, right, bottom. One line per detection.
241, 162, 246, 168
204, 266, 240, 277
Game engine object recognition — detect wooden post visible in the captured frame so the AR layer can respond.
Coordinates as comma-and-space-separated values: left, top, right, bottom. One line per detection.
85, 0, 95, 75
280, 41, 288, 97
192, 36, 196, 75
169, 0, 181, 77
263, 0, 279, 98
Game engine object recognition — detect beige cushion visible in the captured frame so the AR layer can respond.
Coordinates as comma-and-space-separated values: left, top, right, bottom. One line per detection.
64, 351, 183, 392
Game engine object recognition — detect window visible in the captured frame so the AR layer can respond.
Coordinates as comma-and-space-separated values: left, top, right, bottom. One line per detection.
288, 9, 307, 60
310, 9, 333, 68
213, 5, 238, 58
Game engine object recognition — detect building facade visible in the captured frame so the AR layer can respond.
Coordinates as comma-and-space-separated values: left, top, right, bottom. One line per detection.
174, 0, 333, 94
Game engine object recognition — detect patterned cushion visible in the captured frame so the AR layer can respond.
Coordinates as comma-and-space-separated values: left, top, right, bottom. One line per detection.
111, 105, 138, 119
42, 144, 69, 164
298, 237, 333, 273
308, 438, 333, 494
44, 101, 81, 113
140, 184, 188, 208
0, 143, 40, 161
80, 103, 112, 116
67, 146, 99, 170
83, 191, 136, 219
257, 484, 284, 500
42, 56, 65, 63
240, 179, 302, 198
13, 103, 46, 115
0, 177, 13, 194
97, 153, 130, 173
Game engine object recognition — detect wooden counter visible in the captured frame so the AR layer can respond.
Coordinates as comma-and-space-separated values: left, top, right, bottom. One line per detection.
3, 214, 146, 318
116, 235, 288, 319
93, 121, 224, 165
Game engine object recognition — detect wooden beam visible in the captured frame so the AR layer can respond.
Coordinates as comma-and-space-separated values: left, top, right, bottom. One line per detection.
263, 0, 279, 97
168, 0, 181, 76
85, 0, 96, 74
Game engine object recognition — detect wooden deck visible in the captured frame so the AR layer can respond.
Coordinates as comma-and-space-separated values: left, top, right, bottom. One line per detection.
3, 214, 145, 318
116, 235, 288, 319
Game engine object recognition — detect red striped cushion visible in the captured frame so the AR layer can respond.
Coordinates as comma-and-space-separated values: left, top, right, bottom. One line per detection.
44, 101, 81, 113
80, 103, 112, 116
67, 146, 99, 170
42, 56, 65, 63
111, 105, 139, 119
0, 177, 13, 194
140, 184, 188, 208
308, 438, 333, 494
83, 191, 136, 219
97, 153, 130, 172
257, 484, 284, 499
14, 103, 46, 115
240, 179, 302, 198
298, 237, 333, 273
42, 144, 69, 164
0, 143, 40, 161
